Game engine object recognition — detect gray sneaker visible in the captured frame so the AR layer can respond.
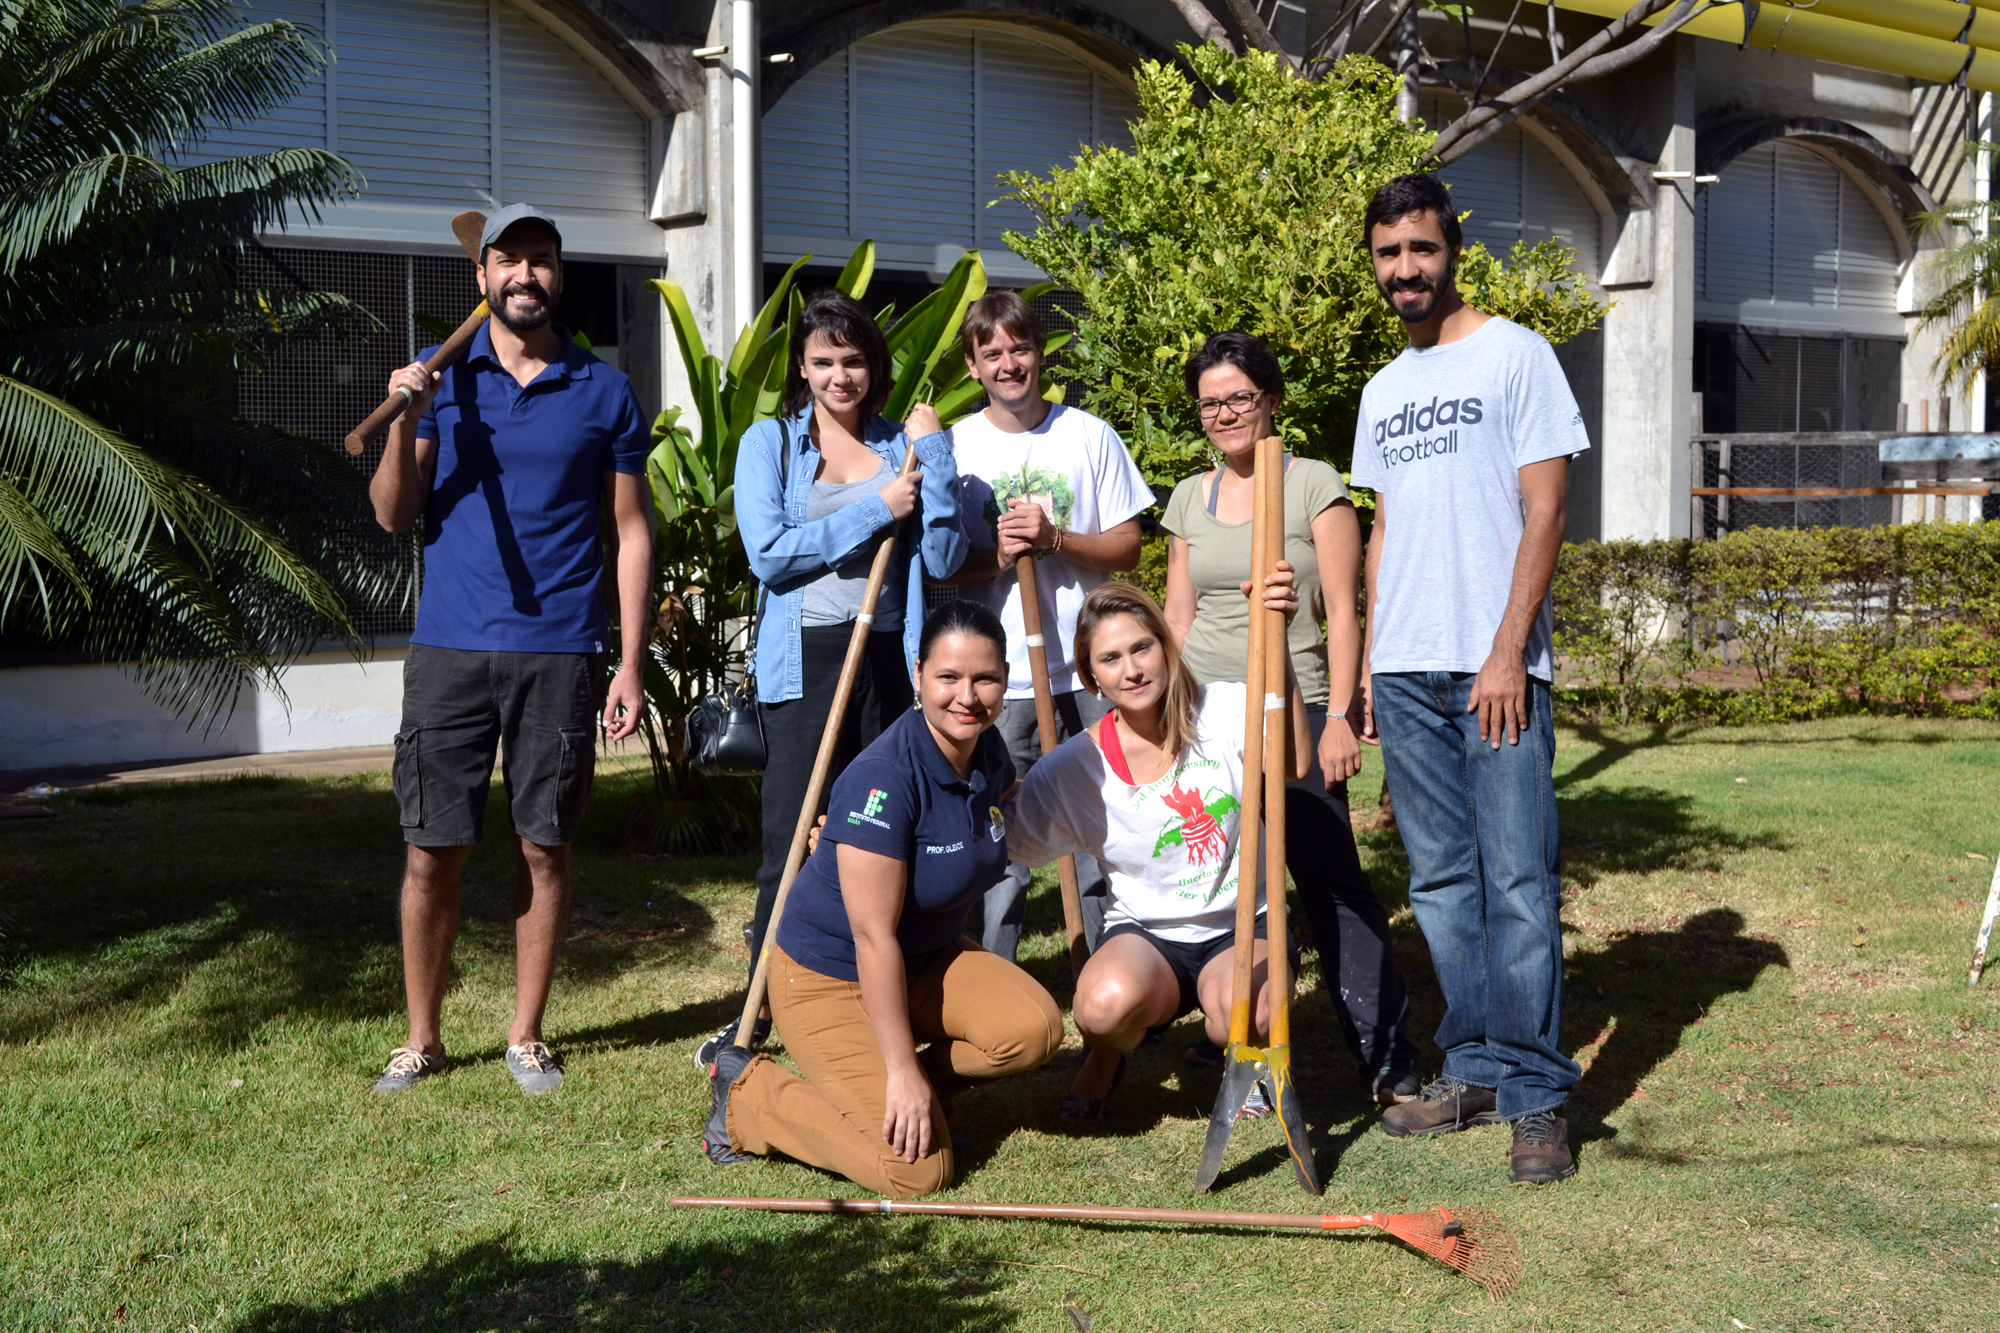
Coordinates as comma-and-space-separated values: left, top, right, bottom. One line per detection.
374, 1044, 444, 1093
506, 1041, 564, 1095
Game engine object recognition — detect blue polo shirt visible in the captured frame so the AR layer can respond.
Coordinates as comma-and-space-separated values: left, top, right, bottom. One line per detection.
777, 708, 1016, 982
413, 323, 649, 653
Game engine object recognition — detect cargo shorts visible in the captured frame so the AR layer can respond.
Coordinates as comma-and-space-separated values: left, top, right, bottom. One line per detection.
393, 645, 607, 848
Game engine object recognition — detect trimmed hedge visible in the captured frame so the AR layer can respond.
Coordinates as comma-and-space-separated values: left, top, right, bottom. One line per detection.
1554, 524, 2000, 723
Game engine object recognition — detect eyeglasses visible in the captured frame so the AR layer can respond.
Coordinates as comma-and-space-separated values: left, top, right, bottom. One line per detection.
1195, 389, 1266, 420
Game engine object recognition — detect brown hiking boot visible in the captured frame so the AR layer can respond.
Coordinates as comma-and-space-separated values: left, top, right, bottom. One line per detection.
1509, 1111, 1577, 1183
1379, 1076, 1502, 1137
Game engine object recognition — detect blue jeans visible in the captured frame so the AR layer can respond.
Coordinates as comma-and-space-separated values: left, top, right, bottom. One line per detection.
1372, 671, 1577, 1119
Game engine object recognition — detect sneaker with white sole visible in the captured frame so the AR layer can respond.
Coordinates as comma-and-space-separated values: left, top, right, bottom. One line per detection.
693, 1015, 771, 1071
374, 1044, 444, 1093
505, 1041, 563, 1095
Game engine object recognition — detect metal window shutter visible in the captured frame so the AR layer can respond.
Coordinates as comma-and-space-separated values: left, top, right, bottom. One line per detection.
498, 4, 645, 214
975, 30, 1094, 251
854, 27, 975, 246
1697, 142, 1777, 302
1428, 96, 1598, 283
763, 48, 849, 237
188, 0, 328, 159
764, 22, 1137, 260
1774, 144, 1843, 308
1836, 167, 1899, 311
338, 0, 493, 203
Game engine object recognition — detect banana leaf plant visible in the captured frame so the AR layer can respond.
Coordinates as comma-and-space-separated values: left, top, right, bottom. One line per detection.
625, 241, 991, 849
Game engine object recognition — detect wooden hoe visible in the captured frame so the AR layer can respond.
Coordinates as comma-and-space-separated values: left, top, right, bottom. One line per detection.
1194, 434, 1319, 1195
343, 210, 491, 456
1013, 548, 1090, 979
731, 446, 923, 1051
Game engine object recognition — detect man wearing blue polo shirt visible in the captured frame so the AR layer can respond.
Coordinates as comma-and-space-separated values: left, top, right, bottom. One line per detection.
367, 203, 653, 1096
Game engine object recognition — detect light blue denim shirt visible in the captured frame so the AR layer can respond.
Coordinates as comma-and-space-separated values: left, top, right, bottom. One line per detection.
737, 405, 967, 702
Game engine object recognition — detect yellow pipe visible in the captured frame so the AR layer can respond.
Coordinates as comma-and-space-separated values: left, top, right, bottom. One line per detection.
1804, 0, 2000, 54
1552, 0, 2000, 94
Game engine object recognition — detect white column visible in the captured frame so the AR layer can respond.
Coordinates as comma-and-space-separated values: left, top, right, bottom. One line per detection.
1599, 43, 1696, 539
730, 0, 760, 334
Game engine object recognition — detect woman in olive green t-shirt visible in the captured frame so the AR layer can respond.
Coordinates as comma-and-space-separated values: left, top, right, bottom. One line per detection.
1160, 331, 1417, 1103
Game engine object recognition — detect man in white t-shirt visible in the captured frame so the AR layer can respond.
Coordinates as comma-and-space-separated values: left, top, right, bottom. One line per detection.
935, 291, 1154, 961
1350, 173, 1587, 1185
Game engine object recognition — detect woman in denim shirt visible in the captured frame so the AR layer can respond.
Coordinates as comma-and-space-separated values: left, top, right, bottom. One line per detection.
700, 291, 966, 1063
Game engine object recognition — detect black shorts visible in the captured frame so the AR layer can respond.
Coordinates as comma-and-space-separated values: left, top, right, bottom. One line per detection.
1101, 916, 1277, 1023
393, 644, 606, 848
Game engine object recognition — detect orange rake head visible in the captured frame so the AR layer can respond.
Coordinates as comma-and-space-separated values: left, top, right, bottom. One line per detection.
1345, 1207, 1523, 1301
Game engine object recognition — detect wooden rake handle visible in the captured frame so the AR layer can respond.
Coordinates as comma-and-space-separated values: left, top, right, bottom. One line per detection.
1226, 449, 1274, 1048
1258, 434, 1293, 1048
1015, 552, 1090, 980
734, 441, 924, 1047
343, 208, 491, 457
342, 302, 490, 456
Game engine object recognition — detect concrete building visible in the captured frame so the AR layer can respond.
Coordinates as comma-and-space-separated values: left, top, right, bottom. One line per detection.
5, 0, 1993, 768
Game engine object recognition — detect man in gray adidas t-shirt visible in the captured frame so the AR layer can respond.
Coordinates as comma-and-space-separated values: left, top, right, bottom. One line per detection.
1350, 173, 1588, 1186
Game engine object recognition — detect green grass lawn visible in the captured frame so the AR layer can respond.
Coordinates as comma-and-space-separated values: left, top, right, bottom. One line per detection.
4, 719, 1999, 1331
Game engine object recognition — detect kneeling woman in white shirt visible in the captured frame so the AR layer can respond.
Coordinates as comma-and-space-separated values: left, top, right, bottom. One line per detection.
1007, 580, 1310, 1119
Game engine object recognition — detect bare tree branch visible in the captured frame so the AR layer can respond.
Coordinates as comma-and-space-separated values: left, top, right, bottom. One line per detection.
1476, 0, 1528, 93
1167, 0, 1238, 55
1221, 0, 1291, 62
1308, 0, 1378, 66
1361, 0, 1420, 61
1430, 0, 1714, 164
1546, 0, 1561, 66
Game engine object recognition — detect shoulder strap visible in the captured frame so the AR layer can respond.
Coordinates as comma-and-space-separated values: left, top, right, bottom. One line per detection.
1205, 468, 1224, 517
1095, 713, 1136, 785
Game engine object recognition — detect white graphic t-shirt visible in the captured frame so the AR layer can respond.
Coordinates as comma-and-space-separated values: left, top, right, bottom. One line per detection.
949, 403, 1153, 698
1005, 682, 1263, 943
1349, 316, 1590, 681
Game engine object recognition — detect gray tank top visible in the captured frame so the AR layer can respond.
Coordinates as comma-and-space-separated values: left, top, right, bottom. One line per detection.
801, 457, 905, 631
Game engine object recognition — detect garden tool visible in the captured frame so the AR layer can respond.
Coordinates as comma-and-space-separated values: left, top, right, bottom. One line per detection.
344, 210, 489, 455
1195, 434, 1320, 1195
1969, 849, 2000, 986
1015, 547, 1089, 979
733, 444, 923, 1050
671, 1196, 1521, 1300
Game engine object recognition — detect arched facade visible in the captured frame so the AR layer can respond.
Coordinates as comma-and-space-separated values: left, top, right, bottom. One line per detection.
760, 19, 1138, 282
206, 0, 664, 259
1423, 93, 1606, 284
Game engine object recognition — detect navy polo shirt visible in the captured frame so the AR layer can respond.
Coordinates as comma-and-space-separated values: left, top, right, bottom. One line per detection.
413, 322, 649, 653
777, 708, 1016, 982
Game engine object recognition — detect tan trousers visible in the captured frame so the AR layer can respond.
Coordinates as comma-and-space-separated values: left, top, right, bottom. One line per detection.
726, 939, 1063, 1197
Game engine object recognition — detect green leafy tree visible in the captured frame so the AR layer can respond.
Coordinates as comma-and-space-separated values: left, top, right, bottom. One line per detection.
0, 0, 402, 723
632, 241, 988, 849
1001, 45, 1605, 485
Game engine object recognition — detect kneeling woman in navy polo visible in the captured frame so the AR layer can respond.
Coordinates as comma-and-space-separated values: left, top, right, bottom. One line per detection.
703, 601, 1063, 1197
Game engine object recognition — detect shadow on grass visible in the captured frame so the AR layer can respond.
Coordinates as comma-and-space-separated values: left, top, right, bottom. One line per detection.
226, 1222, 1018, 1332
0, 772, 728, 1048
1566, 908, 1788, 1129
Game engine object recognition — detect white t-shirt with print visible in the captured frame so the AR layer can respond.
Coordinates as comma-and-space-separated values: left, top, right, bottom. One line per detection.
1349, 316, 1590, 681
1005, 682, 1263, 944
949, 403, 1153, 698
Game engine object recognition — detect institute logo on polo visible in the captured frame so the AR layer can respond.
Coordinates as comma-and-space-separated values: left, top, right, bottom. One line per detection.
848, 788, 892, 830
1372, 395, 1483, 470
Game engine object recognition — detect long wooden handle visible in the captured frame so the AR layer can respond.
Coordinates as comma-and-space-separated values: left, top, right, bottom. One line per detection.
670, 1196, 1398, 1230
1227, 453, 1272, 1048
735, 442, 924, 1047
342, 300, 491, 455
1014, 552, 1089, 980
1259, 435, 1293, 1048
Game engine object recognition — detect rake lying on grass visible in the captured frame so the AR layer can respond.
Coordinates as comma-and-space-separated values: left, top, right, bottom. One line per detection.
670, 1197, 1523, 1300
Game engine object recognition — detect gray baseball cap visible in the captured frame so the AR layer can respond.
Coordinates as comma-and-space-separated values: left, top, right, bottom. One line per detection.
480, 203, 562, 251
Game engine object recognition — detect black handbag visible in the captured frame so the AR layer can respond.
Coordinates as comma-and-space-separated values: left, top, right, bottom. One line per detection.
685, 420, 789, 775
685, 675, 766, 775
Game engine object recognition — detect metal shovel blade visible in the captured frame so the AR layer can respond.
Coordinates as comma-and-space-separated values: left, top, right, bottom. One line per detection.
1194, 1042, 1266, 1192
1262, 1043, 1322, 1195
